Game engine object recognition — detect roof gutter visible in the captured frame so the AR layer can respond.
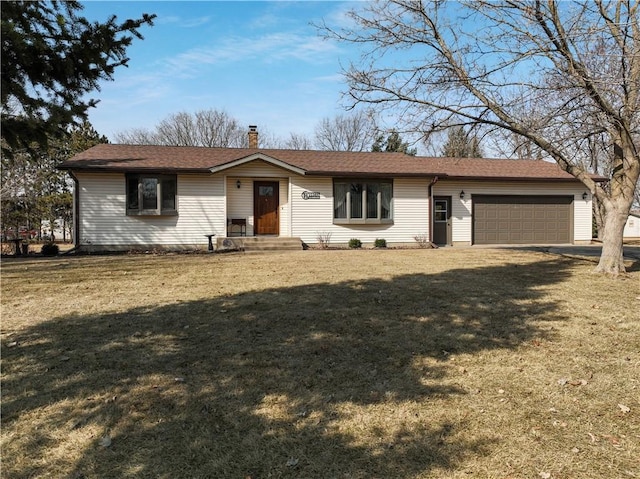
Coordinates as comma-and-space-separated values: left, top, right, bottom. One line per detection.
69, 171, 80, 249
428, 176, 439, 245
57, 166, 212, 174
441, 175, 583, 182
304, 170, 447, 178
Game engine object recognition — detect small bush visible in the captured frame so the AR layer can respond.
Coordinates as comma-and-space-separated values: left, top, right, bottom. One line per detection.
41, 243, 59, 256
414, 233, 430, 248
374, 238, 387, 248
316, 231, 332, 249
348, 238, 362, 249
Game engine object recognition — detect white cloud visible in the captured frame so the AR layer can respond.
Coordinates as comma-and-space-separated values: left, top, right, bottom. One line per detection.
180, 16, 212, 28
156, 14, 211, 28
163, 32, 341, 77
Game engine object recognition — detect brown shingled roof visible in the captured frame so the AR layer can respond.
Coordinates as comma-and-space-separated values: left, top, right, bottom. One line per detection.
58, 143, 583, 181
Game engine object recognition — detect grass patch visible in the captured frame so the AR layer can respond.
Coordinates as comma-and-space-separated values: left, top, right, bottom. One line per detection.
1, 249, 638, 478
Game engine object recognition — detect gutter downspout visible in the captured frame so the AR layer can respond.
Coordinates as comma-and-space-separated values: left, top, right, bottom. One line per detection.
70, 171, 80, 249
428, 176, 438, 245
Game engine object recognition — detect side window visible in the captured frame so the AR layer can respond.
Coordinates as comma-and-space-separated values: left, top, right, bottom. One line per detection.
126, 174, 177, 215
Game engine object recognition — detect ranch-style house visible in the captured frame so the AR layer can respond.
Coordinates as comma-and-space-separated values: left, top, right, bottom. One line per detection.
58, 127, 595, 252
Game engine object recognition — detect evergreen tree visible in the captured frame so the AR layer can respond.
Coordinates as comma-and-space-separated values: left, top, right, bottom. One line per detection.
441, 127, 483, 158
1, 1, 154, 155
371, 130, 417, 155
1, 121, 107, 241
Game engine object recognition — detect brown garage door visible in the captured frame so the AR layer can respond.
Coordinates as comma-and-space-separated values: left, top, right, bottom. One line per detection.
473, 195, 572, 244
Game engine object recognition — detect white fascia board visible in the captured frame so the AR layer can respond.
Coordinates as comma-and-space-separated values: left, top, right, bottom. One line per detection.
209, 153, 307, 176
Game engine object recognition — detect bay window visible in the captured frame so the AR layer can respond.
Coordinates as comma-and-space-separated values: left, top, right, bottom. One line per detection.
334, 179, 393, 224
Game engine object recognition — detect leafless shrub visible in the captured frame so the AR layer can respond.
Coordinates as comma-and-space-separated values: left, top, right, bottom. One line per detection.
413, 234, 430, 248
316, 231, 332, 249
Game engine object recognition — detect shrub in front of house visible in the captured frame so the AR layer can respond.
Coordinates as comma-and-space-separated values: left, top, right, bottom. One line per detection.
414, 233, 430, 248
316, 231, 332, 249
348, 238, 362, 249
374, 238, 387, 248
41, 243, 59, 256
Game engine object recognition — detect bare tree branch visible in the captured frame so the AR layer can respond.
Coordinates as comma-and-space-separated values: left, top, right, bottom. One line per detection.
114, 109, 247, 147
314, 110, 378, 151
320, 0, 640, 273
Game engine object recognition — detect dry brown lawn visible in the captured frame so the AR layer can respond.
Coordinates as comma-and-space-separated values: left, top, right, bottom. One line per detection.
1, 248, 638, 479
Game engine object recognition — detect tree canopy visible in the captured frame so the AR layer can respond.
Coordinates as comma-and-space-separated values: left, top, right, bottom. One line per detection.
314, 111, 378, 151
372, 130, 417, 155
321, 0, 639, 274
114, 109, 248, 148
1, 121, 108, 242
440, 126, 483, 158
1, 0, 155, 154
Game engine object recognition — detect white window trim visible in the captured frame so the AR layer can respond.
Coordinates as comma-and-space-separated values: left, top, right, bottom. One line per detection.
333, 179, 394, 225
126, 174, 178, 216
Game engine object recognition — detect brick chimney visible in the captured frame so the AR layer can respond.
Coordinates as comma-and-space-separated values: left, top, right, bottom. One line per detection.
248, 125, 258, 148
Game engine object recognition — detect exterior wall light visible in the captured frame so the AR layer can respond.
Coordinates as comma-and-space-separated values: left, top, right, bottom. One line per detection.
236, 180, 241, 189
582, 192, 588, 200
460, 190, 465, 199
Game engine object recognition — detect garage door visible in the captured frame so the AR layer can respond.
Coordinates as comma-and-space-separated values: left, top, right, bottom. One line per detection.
473, 195, 572, 244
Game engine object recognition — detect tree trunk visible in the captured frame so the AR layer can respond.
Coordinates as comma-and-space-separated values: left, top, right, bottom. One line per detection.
592, 196, 606, 240
595, 204, 628, 274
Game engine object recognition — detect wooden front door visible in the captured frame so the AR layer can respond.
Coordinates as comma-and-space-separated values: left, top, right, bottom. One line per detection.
433, 196, 452, 245
254, 181, 279, 235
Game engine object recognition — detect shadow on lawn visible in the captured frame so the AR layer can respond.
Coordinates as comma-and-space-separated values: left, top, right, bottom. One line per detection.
2, 257, 575, 478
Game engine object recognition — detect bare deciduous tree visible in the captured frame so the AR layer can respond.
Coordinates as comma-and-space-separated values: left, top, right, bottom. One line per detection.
321, 0, 639, 274
115, 109, 247, 147
314, 110, 378, 151
282, 132, 314, 150
114, 127, 158, 145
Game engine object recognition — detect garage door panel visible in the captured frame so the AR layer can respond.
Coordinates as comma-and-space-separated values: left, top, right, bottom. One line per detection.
474, 195, 572, 245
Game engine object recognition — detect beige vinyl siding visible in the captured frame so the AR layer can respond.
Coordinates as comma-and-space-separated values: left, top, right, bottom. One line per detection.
279, 180, 290, 237
76, 172, 224, 249
222, 160, 291, 237
573, 191, 593, 242
290, 177, 333, 242
433, 181, 591, 244
624, 214, 640, 239
290, 177, 429, 245
226, 177, 254, 236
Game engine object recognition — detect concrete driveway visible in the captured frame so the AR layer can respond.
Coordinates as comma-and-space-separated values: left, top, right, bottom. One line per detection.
533, 243, 640, 262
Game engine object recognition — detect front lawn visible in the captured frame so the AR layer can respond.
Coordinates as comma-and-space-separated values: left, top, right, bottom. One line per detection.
1, 249, 638, 478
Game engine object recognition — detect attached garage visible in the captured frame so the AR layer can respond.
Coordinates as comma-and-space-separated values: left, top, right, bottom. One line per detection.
473, 195, 573, 244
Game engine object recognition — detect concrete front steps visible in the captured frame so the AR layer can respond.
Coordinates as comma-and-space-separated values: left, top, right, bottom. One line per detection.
216, 236, 304, 253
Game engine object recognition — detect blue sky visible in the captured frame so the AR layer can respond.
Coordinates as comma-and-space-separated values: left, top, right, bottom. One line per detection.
80, 1, 360, 143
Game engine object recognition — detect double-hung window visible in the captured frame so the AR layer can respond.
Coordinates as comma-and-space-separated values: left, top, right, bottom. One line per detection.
334, 179, 393, 224
126, 174, 177, 215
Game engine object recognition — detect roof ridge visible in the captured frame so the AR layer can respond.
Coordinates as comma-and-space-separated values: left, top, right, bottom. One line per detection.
58, 143, 585, 182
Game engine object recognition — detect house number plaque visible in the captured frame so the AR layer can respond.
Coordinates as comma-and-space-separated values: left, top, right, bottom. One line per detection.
301, 191, 321, 200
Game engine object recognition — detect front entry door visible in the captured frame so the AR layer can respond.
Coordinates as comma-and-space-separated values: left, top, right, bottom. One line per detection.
254, 181, 279, 235
433, 196, 452, 245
